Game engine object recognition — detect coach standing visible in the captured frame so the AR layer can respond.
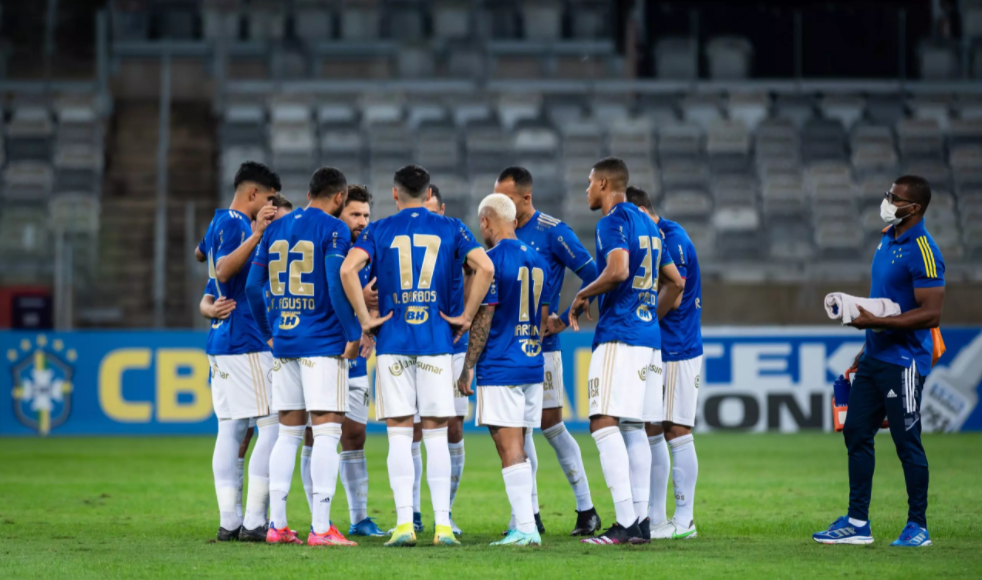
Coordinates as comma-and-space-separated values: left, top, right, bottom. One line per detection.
814, 176, 945, 548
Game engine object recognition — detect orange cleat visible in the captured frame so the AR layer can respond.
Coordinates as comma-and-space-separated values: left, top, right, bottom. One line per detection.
307, 524, 358, 547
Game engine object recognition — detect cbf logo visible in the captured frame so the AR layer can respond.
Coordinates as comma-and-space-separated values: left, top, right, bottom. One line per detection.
636, 305, 652, 322
8, 335, 75, 436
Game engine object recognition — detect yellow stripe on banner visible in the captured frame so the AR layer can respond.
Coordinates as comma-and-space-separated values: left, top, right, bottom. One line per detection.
916, 237, 936, 278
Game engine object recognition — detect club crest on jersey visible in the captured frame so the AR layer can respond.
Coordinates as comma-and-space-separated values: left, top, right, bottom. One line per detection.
404, 306, 429, 324
279, 312, 301, 330
8, 334, 75, 436
520, 339, 542, 357
636, 304, 653, 322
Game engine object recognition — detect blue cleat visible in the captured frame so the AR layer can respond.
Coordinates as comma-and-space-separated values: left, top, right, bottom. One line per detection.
348, 517, 386, 537
813, 516, 873, 545
491, 529, 541, 547
413, 512, 425, 533
890, 523, 932, 547
449, 512, 462, 536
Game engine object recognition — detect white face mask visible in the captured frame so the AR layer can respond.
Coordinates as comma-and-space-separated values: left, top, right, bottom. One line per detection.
880, 198, 905, 226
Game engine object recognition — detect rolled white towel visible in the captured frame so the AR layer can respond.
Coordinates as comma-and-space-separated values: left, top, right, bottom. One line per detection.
824, 293, 902, 325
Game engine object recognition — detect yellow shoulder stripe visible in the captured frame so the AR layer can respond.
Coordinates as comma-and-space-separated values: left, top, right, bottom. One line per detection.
916, 236, 937, 278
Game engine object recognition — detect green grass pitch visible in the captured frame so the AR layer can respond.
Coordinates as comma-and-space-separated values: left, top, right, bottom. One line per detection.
2, 432, 981, 579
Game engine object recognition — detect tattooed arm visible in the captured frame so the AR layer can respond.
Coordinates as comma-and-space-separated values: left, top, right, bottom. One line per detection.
456, 304, 495, 396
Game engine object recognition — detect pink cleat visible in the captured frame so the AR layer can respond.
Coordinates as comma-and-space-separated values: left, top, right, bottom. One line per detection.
307, 524, 358, 547
266, 526, 303, 545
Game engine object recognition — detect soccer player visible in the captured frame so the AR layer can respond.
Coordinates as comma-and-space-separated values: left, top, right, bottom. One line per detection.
332, 184, 387, 537
626, 186, 702, 540
569, 157, 683, 545
340, 164, 494, 547
423, 184, 468, 536
245, 167, 364, 547
201, 161, 280, 542
496, 166, 601, 536
813, 176, 944, 547
459, 193, 546, 546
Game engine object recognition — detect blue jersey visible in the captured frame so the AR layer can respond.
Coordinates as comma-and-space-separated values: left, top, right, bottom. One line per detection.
348, 262, 373, 379
203, 279, 222, 356
476, 239, 546, 386
657, 217, 703, 361
202, 209, 270, 355
516, 211, 594, 353
451, 252, 469, 355
252, 207, 353, 358
353, 207, 482, 356
866, 221, 945, 372
592, 202, 673, 351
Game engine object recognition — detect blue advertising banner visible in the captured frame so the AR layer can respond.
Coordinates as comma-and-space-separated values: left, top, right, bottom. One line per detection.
2, 327, 981, 436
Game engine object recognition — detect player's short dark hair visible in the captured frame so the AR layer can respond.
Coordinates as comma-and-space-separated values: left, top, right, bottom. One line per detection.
394, 164, 430, 198
234, 161, 281, 192
271, 194, 293, 210
309, 167, 347, 199
429, 184, 443, 206
626, 186, 653, 213
497, 166, 533, 190
592, 157, 629, 190
345, 184, 373, 208
894, 175, 932, 213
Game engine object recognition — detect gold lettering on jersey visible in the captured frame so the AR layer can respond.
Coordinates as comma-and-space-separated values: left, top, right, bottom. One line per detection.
279, 312, 301, 330
393, 291, 438, 304
543, 370, 554, 391
405, 306, 429, 324
211, 366, 229, 380
636, 291, 657, 306
278, 297, 316, 311
513, 324, 540, 337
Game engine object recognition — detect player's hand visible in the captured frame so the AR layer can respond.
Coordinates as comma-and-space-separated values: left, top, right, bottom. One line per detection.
543, 313, 566, 337
439, 312, 472, 343
848, 305, 881, 330
253, 205, 277, 234
360, 311, 393, 334
212, 297, 236, 320
359, 333, 375, 359
363, 278, 379, 310
342, 340, 360, 360
568, 294, 591, 332
456, 367, 474, 397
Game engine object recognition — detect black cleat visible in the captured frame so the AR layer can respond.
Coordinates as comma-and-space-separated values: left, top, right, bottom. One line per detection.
534, 513, 545, 534
639, 517, 651, 541
216, 526, 240, 542
581, 520, 647, 545
571, 507, 602, 536
238, 523, 268, 542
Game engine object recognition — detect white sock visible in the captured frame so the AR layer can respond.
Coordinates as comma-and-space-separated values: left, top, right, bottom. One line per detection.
848, 517, 868, 527
340, 449, 369, 524
242, 416, 277, 530
620, 423, 651, 521
268, 424, 304, 530
311, 422, 342, 534
668, 434, 698, 527
388, 427, 416, 526
648, 434, 671, 523
592, 426, 636, 528
503, 462, 536, 534
411, 440, 423, 514
235, 458, 245, 519
523, 430, 540, 514
448, 440, 465, 509
542, 422, 593, 511
214, 418, 248, 531
300, 446, 313, 514
423, 427, 452, 528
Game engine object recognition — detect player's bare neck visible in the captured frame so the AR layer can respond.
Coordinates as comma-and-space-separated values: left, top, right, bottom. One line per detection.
516, 204, 535, 229
306, 200, 335, 215
602, 192, 628, 216
492, 227, 517, 246
894, 213, 923, 239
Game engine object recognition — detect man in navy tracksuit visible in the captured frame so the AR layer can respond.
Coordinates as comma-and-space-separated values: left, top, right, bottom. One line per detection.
813, 176, 945, 548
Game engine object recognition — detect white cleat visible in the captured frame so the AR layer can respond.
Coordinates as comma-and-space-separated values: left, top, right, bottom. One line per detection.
649, 520, 676, 540
671, 519, 698, 540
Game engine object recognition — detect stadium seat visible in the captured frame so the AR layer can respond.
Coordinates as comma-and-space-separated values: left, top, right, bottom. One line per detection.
865, 95, 907, 126
397, 44, 437, 78
521, 1, 562, 41
340, 0, 381, 40
821, 94, 866, 131
727, 92, 770, 131
682, 95, 724, 130
49, 192, 100, 235
949, 119, 982, 147
5, 105, 54, 162
706, 120, 751, 157
562, 120, 604, 159
896, 118, 945, 162
246, 0, 286, 41
293, 0, 334, 42
657, 123, 703, 159
607, 118, 653, 160
908, 95, 952, 132
774, 94, 816, 128
496, 93, 543, 131
2, 162, 54, 203
661, 189, 713, 219
360, 94, 405, 126
655, 37, 698, 80
918, 39, 960, 79
705, 36, 753, 80
203, 0, 242, 42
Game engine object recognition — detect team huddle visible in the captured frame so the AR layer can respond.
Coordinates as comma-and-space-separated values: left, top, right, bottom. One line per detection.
198, 156, 704, 547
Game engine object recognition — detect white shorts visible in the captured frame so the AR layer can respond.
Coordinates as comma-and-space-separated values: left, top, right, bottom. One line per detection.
541, 351, 565, 409
375, 354, 455, 420
587, 342, 654, 421
452, 352, 469, 417
475, 383, 543, 429
272, 356, 348, 413
642, 349, 665, 423
662, 355, 702, 427
346, 375, 371, 425
210, 352, 273, 420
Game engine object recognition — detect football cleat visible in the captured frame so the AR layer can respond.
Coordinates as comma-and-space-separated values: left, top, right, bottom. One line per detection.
649, 520, 675, 540
384, 523, 417, 547
638, 518, 650, 540
266, 525, 303, 545
571, 507, 601, 536
671, 519, 697, 540
216, 526, 240, 542
449, 513, 462, 536
413, 512, 425, 533
308, 524, 357, 546
433, 524, 461, 546
238, 523, 268, 543
890, 523, 931, 547
581, 521, 647, 545
349, 517, 386, 537
812, 516, 873, 545
490, 529, 542, 547
534, 513, 545, 535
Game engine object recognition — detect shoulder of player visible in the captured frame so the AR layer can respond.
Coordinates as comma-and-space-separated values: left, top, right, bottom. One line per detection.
535, 212, 563, 230
912, 229, 944, 262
